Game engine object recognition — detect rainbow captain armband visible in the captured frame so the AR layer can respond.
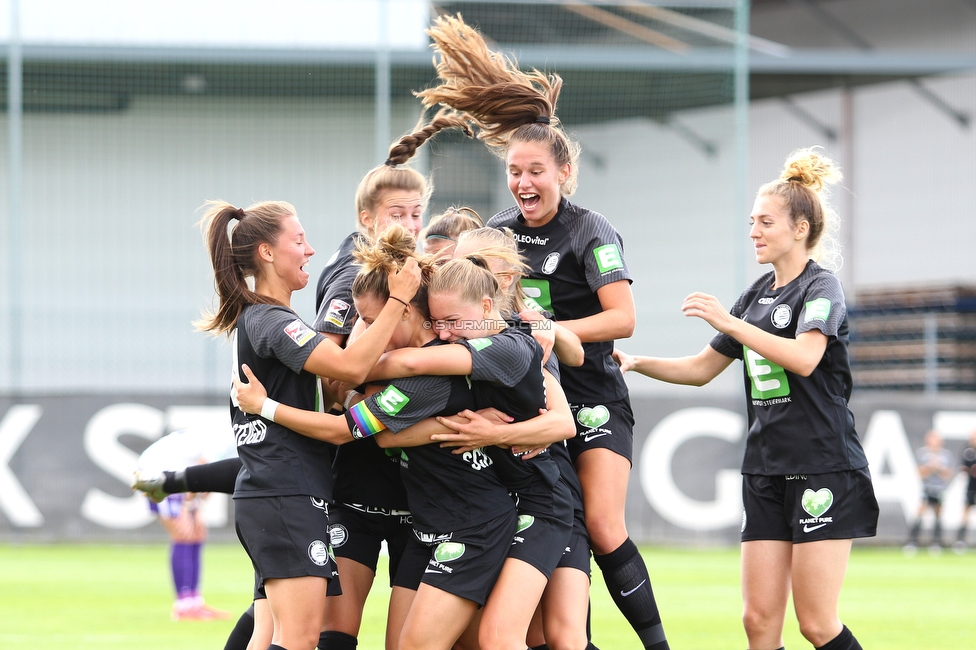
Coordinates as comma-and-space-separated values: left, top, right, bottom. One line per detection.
347, 400, 387, 439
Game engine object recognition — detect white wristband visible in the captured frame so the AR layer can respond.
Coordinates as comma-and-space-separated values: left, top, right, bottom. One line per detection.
343, 390, 363, 411
260, 398, 279, 422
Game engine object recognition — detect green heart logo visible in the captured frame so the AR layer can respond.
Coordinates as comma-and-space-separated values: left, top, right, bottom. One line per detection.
516, 515, 535, 534
434, 542, 465, 563
577, 405, 610, 429
801, 488, 833, 518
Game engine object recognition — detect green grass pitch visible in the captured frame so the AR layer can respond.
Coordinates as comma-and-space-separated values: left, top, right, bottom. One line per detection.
0, 542, 971, 649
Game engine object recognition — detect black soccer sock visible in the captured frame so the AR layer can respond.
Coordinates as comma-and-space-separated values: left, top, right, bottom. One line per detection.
586, 644, 601, 650
161, 470, 187, 494
318, 630, 358, 650
223, 604, 255, 650
268, 645, 288, 650
815, 625, 862, 650
933, 519, 943, 546
909, 518, 922, 543
529, 645, 548, 650
184, 457, 244, 494
593, 538, 668, 650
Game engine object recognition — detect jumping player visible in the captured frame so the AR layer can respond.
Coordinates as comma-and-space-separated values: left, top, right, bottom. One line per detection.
614, 148, 879, 650
417, 15, 668, 649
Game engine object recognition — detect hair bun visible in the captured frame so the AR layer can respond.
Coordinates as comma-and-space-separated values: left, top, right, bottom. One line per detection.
779, 147, 841, 191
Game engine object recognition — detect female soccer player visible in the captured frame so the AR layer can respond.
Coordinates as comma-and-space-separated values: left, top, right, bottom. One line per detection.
447, 229, 594, 650
310, 110, 471, 650
135, 426, 234, 622
197, 199, 420, 650
233, 227, 521, 650
418, 205, 483, 261
614, 148, 878, 650
366, 253, 576, 650
417, 15, 668, 650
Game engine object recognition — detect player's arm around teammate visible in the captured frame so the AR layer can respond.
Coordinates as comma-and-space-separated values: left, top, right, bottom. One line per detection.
197, 201, 419, 650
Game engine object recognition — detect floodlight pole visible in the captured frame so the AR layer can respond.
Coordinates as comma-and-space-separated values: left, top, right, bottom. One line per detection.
734, 0, 750, 293
375, 0, 391, 166
8, 0, 23, 393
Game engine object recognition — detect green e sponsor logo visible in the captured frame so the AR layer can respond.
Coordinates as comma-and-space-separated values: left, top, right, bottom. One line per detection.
520, 279, 553, 313
593, 244, 624, 273
804, 298, 832, 323
377, 385, 409, 416
744, 347, 790, 399
468, 338, 492, 351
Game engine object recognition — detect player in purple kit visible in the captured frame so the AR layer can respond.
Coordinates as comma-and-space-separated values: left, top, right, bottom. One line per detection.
136, 426, 234, 621
614, 148, 878, 650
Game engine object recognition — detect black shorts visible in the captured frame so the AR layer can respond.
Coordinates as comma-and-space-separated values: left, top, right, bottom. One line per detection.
329, 503, 413, 587
235, 495, 341, 599
418, 509, 519, 606
967, 490, 976, 508
508, 480, 574, 579
395, 534, 436, 592
555, 528, 592, 576
741, 468, 879, 544
566, 399, 635, 464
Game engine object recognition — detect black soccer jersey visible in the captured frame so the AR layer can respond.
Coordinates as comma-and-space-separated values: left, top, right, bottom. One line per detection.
488, 199, 632, 403
313, 232, 364, 336
344, 340, 514, 535
710, 260, 868, 476
459, 327, 561, 498
332, 438, 409, 511
231, 304, 335, 499
312, 231, 409, 511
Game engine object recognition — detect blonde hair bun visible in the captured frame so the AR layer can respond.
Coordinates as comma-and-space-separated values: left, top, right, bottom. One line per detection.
780, 147, 842, 192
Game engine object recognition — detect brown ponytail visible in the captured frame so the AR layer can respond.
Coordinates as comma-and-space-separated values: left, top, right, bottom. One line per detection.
196, 200, 295, 335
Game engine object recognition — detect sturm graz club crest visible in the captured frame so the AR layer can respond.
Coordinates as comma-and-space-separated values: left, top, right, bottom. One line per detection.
308, 540, 330, 566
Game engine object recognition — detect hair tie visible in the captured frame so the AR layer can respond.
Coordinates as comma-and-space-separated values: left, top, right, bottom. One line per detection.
425, 234, 455, 241
788, 176, 803, 183
236, 207, 245, 219
384, 159, 397, 167
534, 115, 551, 125
465, 255, 490, 270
